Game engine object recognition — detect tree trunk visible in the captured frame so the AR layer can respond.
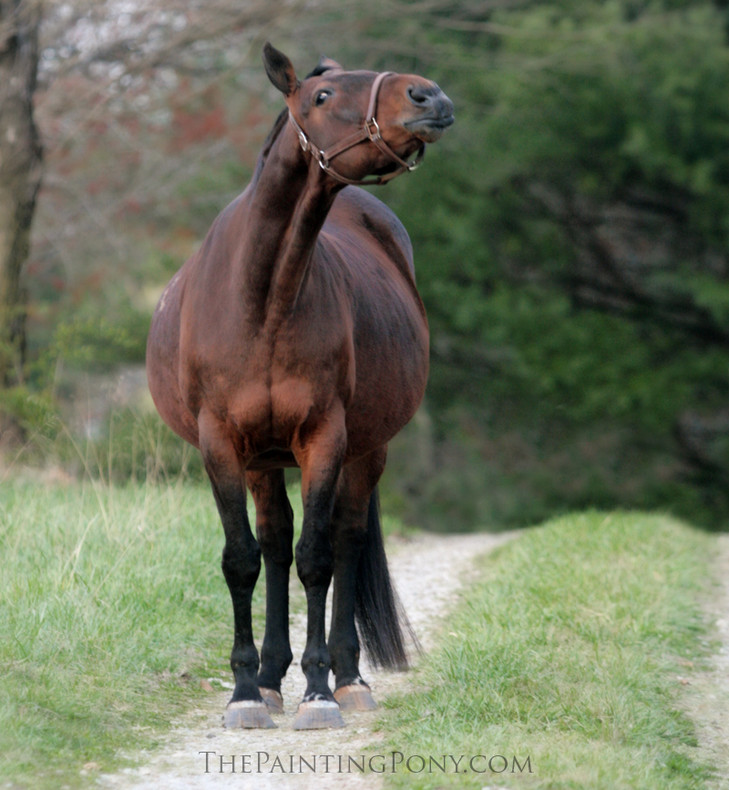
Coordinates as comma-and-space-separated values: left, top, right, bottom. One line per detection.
0, 0, 42, 391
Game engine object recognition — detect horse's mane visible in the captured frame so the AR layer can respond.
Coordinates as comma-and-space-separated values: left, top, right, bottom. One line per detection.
252, 107, 289, 180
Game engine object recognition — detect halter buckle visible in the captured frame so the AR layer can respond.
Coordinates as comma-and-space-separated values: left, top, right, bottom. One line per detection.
365, 117, 381, 142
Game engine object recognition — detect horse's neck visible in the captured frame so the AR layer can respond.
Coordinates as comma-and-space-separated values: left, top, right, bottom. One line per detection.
239, 124, 338, 327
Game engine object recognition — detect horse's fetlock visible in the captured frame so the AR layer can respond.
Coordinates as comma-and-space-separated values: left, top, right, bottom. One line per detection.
301, 648, 330, 676
261, 645, 293, 678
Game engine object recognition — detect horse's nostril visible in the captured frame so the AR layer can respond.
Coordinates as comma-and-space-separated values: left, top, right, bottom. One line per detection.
407, 85, 430, 106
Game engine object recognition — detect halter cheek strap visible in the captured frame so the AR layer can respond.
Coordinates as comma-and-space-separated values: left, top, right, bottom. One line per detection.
287, 71, 425, 186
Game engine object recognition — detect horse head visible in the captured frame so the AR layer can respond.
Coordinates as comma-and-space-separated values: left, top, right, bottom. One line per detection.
263, 43, 454, 186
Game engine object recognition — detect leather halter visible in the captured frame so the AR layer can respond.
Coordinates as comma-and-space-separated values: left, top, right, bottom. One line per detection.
287, 71, 426, 186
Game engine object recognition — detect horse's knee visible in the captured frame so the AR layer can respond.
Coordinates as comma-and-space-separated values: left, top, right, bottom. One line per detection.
221, 540, 261, 589
258, 529, 293, 567
295, 537, 332, 588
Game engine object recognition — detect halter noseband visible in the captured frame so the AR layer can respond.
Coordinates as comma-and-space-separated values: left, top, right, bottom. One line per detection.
287, 71, 425, 186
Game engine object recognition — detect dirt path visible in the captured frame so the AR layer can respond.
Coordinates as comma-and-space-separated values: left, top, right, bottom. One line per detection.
98, 530, 514, 790
684, 534, 729, 789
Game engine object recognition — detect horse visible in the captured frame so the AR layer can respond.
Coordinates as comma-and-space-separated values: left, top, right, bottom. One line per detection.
146, 43, 454, 730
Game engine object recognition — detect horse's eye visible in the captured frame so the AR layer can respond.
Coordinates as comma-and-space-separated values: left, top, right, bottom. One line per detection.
314, 90, 332, 107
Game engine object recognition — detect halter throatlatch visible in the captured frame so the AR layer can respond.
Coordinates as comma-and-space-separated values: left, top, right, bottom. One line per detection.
287, 71, 426, 186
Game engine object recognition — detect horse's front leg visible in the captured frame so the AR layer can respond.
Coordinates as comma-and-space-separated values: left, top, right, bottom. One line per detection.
246, 468, 294, 715
199, 411, 275, 729
292, 411, 347, 730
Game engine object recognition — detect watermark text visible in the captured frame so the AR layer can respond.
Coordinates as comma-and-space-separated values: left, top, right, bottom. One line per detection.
199, 750, 532, 775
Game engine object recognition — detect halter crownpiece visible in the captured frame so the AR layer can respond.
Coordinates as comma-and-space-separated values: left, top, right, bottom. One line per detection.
287, 71, 426, 186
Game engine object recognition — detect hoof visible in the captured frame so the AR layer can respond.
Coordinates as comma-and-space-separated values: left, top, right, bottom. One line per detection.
334, 683, 377, 712
292, 700, 346, 730
224, 700, 277, 729
259, 687, 284, 714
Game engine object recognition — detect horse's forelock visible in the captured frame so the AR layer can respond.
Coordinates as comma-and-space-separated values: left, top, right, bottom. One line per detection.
305, 63, 334, 79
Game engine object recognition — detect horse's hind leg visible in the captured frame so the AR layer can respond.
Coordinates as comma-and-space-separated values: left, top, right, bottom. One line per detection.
246, 469, 294, 714
328, 451, 385, 712
198, 412, 275, 729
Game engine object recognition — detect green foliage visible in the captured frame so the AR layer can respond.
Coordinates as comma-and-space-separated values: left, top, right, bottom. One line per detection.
379, 512, 715, 788
355, 0, 729, 529
48, 315, 146, 372
0, 386, 59, 439
15, 297, 150, 420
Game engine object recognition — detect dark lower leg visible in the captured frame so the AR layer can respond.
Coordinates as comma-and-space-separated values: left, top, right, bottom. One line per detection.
218, 496, 262, 704
199, 415, 262, 705
292, 505, 345, 729
248, 470, 294, 696
291, 412, 347, 729
328, 452, 386, 706
199, 415, 274, 728
258, 559, 293, 692
217, 496, 275, 728
329, 521, 366, 690
296, 516, 335, 702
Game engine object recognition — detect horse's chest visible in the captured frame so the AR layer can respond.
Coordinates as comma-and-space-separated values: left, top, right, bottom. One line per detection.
226, 375, 333, 456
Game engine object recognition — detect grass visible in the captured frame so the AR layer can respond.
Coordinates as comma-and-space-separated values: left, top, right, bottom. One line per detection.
1, 478, 720, 789
0, 473, 409, 789
0, 479, 234, 789
376, 512, 717, 789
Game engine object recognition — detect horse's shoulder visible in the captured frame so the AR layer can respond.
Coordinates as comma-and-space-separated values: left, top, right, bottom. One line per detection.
328, 187, 415, 277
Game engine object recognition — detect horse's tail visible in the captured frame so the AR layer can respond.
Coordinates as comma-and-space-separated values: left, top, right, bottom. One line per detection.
354, 489, 419, 670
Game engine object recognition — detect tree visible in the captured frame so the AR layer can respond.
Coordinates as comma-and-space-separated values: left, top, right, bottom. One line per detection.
0, 0, 42, 395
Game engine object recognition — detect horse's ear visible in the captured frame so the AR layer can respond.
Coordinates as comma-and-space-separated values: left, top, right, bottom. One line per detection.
263, 43, 299, 96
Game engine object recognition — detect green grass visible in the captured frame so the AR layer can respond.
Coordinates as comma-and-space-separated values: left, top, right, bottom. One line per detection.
0, 475, 410, 789
0, 479, 235, 789
1, 479, 720, 789
376, 512, 717, 789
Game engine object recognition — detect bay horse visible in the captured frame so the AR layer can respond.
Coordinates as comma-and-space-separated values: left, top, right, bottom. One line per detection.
146, 43, 454, 730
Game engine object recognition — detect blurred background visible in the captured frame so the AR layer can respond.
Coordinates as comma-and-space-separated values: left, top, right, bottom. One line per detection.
2, 0, 728, 531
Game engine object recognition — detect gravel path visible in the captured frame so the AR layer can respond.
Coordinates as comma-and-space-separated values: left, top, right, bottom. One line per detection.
97, 530, 514, 790
684, 534, 729, 789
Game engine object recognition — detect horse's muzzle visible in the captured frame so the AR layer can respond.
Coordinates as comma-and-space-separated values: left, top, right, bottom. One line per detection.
404, 83, 455, 142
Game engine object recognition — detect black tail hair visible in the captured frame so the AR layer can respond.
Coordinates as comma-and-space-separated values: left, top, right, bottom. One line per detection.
354, 489, 420, 670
